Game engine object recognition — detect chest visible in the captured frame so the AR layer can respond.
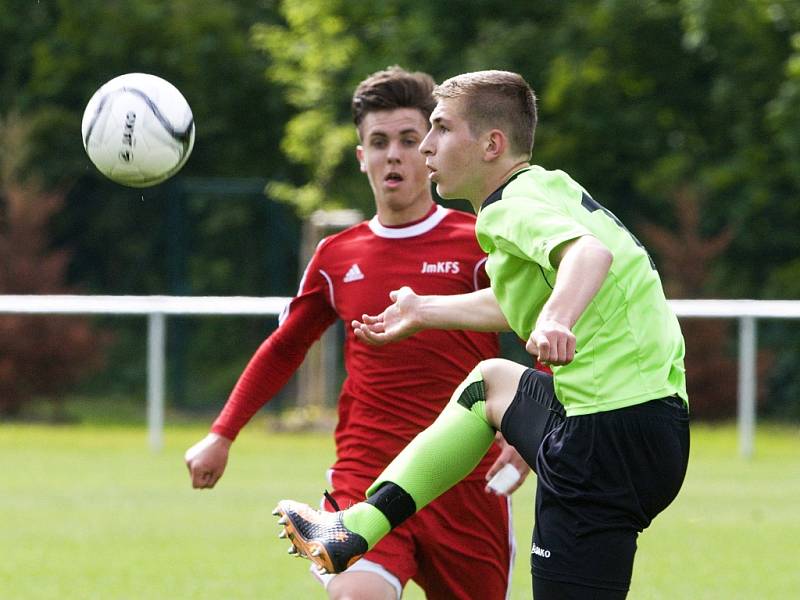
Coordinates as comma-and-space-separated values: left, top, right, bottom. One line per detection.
323, 239, 482, 320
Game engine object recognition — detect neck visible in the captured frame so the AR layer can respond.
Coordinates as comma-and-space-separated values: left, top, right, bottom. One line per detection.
468, 160, 530, 212
376, 196, 435, 226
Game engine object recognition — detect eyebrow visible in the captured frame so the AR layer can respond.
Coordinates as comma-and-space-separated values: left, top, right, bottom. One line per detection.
369, 128, 423, 138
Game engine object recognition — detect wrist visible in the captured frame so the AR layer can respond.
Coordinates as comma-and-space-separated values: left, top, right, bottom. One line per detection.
208, 432, 233, 448
537, 307, 577, 330
413, 295, 437, 330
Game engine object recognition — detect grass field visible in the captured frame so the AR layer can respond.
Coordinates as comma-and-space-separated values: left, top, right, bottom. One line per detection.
1, 420, 799, 599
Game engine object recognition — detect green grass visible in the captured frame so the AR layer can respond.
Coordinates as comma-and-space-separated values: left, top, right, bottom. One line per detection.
1, 421, 798, 599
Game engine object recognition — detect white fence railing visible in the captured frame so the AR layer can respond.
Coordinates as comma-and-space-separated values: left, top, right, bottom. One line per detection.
0, 296, 289, 451
1, 296, 799, 456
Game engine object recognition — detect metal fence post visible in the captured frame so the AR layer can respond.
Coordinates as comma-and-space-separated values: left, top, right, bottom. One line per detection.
147, 312, 166, 451
737, 316, 757, 458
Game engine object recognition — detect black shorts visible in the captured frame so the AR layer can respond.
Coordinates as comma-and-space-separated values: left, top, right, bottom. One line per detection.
500, 368, 690, 593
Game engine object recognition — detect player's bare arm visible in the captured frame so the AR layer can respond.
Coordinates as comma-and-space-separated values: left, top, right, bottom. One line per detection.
526, 235, 613, 365
352, 286, 511, 345
184, 432, 233, 489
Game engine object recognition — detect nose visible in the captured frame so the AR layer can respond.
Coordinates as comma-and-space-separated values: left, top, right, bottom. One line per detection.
387, 139, 402, 163
419, 130, 433, 156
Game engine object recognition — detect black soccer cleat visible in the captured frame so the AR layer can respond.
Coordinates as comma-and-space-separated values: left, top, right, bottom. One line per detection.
273, 499, 368, 574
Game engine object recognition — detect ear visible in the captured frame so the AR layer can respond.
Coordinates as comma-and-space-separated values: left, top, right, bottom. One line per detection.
483, 129, 507, 162
356, 146, 366, 172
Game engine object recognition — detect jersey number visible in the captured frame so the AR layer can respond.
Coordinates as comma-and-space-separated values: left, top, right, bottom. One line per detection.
580, 192, 656, 270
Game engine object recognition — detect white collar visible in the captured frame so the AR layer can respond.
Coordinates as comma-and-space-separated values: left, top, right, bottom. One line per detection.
368, 205, 449, 239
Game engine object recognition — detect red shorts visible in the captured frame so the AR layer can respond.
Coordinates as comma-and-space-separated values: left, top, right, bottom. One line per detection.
318, 468, 514, 600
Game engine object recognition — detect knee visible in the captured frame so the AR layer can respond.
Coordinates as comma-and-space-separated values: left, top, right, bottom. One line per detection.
327, 574, 397, 600
477, 358, 526, 395
476, 358, 511, 381
329, 587, 396, 600
477, 359, 527, 428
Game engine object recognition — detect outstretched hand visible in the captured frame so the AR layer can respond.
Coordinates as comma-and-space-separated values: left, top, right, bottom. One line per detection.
351, 286, 423, 346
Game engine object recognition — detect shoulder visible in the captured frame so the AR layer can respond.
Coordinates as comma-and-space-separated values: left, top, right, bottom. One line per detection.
312, 220, 373, 257
436, 208, 479, 236
440, 207, 477, 226
480, 168, 584, 224
505, 166, 584, 204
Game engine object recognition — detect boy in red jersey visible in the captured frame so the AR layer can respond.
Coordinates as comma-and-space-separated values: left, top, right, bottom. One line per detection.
184, 66, 527, 600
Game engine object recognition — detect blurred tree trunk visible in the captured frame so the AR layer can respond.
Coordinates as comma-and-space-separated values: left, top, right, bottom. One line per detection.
639, 185, 771, 418
0, 113, 109, 419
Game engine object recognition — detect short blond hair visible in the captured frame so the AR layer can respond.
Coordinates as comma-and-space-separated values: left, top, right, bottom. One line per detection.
434, 70, 537, 158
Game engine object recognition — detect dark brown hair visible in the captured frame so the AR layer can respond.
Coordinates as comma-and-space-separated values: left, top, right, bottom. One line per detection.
352, 66, 436, 131
434, 70, 537, 158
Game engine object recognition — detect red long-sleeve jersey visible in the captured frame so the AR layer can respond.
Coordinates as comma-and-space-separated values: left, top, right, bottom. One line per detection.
212, 205, 500, 481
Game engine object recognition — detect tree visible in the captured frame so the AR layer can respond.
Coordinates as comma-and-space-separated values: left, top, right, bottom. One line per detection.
2, 0, 297, 297
252, 0, 561, 215
255, 0, 800, 299
638, 185, 772, 419
1, 0, 798, 415
0, 1, 310, 409
253, 0, 800, 420
0, 113, 108, 418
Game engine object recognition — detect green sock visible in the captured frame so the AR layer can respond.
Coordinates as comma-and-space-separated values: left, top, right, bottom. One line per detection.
341, 366, 495, 548
340, 503, 391, 548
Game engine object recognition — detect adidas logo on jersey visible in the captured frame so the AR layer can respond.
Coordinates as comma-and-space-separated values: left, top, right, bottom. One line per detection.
343, 264, 365, 283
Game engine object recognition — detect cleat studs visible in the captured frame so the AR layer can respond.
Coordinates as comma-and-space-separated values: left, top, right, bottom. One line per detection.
277, 516, 288, 525
271, 507, 280, 516
310, 548, 320, 557
287, 546, 298, 555
278, 530, 287, 539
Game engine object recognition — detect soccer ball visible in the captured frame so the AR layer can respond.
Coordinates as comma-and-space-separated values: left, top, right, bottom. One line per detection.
81, 73, 195, 188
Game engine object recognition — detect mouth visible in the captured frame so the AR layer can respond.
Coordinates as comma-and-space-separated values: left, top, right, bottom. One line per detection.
384, 172, 403, 188
426, 164, 438, 182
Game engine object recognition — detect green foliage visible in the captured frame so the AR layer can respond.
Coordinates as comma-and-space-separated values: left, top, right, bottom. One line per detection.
251, 0, 800, 419
2, 0, 800, 414
0, 113, 109, 417
19, 0, 288, 181
252, 0, 363, 213
255, 0, 800, 300
7, 0, 797, 300
252, 1, 561, 214
0, 0, 299, 298
0, 0, 308, 410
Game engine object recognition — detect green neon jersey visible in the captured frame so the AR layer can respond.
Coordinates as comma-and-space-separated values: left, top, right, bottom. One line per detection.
476, 166, 687, 416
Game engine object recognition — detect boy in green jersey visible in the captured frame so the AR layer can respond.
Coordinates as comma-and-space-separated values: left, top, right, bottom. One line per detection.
275, 70, 690, 599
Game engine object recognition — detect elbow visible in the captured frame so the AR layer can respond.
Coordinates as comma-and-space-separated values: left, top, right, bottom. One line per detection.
581, 235, 613, 275
598, 244, 613, 274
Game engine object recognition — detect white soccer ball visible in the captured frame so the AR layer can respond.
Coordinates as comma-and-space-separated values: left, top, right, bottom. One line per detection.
81, 73, 195, 188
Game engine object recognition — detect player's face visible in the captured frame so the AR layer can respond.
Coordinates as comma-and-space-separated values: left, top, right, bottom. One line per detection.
419, 98, 485, 203
356, 108, 433, 223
